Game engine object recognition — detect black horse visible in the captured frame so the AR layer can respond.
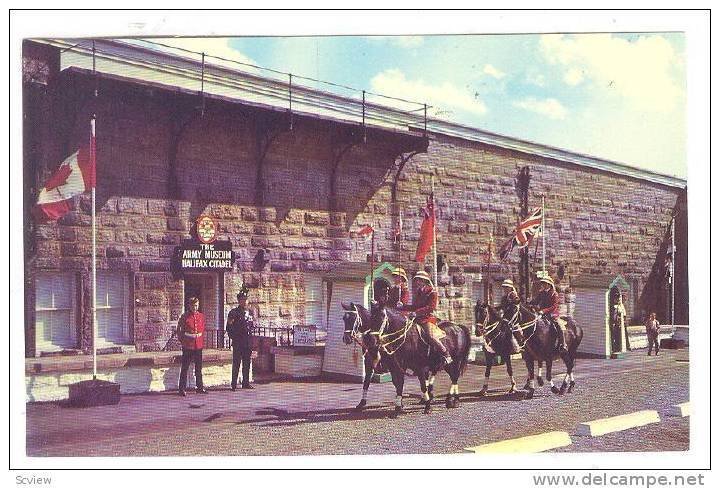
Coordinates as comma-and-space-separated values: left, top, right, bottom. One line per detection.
341, 302, 387, 410
356, 278, 472, 414
475, 302, 583, 398
473, 301, 522, 395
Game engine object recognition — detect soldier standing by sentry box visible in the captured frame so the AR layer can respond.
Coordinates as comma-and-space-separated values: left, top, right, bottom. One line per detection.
226, 285, 255, 390
177, 297, 208, 396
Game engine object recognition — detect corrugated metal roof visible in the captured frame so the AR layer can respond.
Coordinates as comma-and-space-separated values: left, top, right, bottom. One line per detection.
33, 38, 686, 189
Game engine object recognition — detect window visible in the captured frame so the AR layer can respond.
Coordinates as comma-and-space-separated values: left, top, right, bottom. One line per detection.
35, 272, 77, 352
96, 272, 130, 345
305, 275, 325, 331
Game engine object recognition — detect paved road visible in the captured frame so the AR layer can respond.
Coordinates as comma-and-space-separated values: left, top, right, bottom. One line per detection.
25, 349, 689, 456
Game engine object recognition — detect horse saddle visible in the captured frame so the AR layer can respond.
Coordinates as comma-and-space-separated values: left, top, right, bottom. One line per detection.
414, 320, 447, 341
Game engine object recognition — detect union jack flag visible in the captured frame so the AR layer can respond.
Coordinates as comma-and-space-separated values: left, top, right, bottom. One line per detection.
514, 207, 543, 248
498, 207, 543, 261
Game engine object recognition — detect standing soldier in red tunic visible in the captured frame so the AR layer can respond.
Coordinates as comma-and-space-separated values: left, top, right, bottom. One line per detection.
531, 277, 566, 352
177, 296, 208, 396
389, 267, 411, 310
499, 279, 523, 354
408, 270, 453, 365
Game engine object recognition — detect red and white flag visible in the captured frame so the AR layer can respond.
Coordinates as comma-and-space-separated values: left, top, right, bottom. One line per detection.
415, 191, 435, 262
513, 207, 543, 248
34, 120, 96, 221
357, 224, 374, 237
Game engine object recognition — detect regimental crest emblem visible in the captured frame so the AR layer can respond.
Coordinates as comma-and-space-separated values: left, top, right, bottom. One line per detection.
196, 215, 217, 244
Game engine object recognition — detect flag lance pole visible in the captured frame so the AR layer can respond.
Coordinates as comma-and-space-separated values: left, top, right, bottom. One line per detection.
370, 227, 375, 302
91, 41, 98, 380
431, 176, 438, 288
542, 194, 546, 276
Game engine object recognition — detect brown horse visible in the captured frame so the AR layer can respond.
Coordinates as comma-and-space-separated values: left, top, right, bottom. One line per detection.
350, 278, 472, 414
476, 302, 583, 399
473, 301, 522, 395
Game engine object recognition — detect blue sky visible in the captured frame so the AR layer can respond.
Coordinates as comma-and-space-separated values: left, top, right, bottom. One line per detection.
150, 33, 687, 178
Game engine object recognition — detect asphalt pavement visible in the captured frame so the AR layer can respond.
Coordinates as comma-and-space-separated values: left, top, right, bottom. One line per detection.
25, 348, 690, 456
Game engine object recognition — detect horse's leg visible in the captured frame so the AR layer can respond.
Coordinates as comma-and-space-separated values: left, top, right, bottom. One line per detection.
391, 365, 405, 413
445, 363, 462, 408
536, 360, 545, 387
567, 351, 577, 394
356, 352, 378, 410
548, 358, 560, 394
418, 369, 432, 414
480, 355, 492, 396
505, 354, 517, 394
427, 371, 436, 401
559, 352, 573, 395
523, 355, 535, 399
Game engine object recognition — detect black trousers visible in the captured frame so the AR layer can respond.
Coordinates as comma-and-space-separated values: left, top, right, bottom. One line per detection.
648, 334, 660, 354
179, 348, 204, 391
232, 346, 252, 387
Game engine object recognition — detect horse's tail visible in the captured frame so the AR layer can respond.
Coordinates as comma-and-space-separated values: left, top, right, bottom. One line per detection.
455, 324, 472, 376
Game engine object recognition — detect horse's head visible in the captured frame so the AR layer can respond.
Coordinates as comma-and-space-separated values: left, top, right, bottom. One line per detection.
341, 302, 363, 345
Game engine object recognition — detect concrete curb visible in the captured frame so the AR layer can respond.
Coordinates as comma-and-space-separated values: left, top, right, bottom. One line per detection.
465, 431, 572, 453
667, 402, 691, 417
576, 410, 661, 437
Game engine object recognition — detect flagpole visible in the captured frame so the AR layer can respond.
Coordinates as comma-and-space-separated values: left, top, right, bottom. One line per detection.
370, 228, 375, 301
431, 176, 438, 288
671, 216, 675, 328
91, 42, 98, 380
542, 194, 546, 275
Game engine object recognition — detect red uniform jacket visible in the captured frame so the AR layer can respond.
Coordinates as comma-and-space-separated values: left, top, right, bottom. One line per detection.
409, 286, 438, 324
532, 290, 560, 318
179, 311, 206, 350
390, 284, 411, 309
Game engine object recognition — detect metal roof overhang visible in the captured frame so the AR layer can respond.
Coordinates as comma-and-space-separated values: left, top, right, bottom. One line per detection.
60, 66, 429, 155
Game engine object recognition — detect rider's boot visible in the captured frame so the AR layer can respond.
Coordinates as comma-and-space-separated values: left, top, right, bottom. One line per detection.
554, 320, 567, 352
431, 336, 453, 365
509, 325, 522, 354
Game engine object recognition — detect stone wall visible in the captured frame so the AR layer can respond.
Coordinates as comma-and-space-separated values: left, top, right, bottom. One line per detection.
24, 42, 685, 356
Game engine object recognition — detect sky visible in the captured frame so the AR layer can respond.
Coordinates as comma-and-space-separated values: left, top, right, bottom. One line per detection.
146, 33, 687, 178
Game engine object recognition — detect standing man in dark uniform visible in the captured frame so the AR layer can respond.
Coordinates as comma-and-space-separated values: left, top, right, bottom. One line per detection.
177, 296, 208, 396
226, 285, 255, 390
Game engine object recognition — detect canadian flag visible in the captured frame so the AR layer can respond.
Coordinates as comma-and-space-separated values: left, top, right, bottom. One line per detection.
34, 120, 96, 221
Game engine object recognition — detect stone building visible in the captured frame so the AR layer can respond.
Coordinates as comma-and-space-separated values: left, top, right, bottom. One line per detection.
23, 39, 687, 364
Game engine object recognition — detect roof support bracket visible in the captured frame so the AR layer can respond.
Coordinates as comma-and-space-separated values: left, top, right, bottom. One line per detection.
328, 124, 364, 212
254, 114, 285, 206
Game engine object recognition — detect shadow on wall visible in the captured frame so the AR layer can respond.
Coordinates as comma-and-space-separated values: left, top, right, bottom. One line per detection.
638, 189, 688, 324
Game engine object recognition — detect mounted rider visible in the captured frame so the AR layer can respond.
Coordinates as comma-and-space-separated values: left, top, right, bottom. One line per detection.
407, 270, 453, 365
531, 276, 567, 352
389, 267, 411, 311
499, 279, 523, 354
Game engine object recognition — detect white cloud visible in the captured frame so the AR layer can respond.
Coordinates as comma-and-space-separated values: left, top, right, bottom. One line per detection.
563, 67, 584, 86
512, 97, 568, 120
482, 64, 506, 79
540, 34, 684, 112
525, 73, 546, 87
369, 68, 487, 118
136, 38, 259, 73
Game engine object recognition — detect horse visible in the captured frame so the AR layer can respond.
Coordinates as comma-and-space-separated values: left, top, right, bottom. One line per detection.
517, 304, 583, 396
473, 301, 523, 396
341, 301, 388, 410
363, 278, 472, 414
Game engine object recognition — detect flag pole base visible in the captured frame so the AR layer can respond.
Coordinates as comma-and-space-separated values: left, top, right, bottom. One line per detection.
68, 379, 121, 408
